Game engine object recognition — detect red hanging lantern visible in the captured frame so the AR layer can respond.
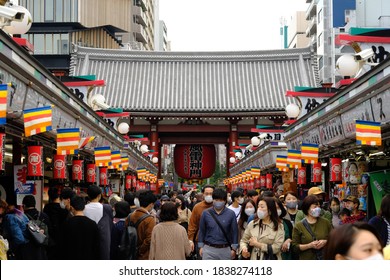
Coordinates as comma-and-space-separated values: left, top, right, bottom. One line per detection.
86, 163, 96, 183
298, 167, 306, 185
266, 174, 273, 189
0, 132, 5, 171
260, 175, 266, 187
174, 145, 216, 179
99, 167, 108, 186
125, 175, 132, 190
53, 155, 66, 179
27, 145, 43, 177
72, 159, 84, 181
330, 158, 342, 182
311, 163, 322, 183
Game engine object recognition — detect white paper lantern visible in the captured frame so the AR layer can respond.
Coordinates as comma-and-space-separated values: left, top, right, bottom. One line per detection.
152, 157, 158, 164
140, 144, 149, 153
235, 151, 243, 159
229, 157, 236, 164
117, 122, 129, 134
2, 6, 32, 35
285, 103, 301, 119
251, 136, 261, 146
336, 54, 360, 77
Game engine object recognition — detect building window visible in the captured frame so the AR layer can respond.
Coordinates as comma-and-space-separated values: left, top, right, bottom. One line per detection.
319, 56, 324, 70
318, 33, 323, 47
45, 0, 54, 21
318, 9, 322, 24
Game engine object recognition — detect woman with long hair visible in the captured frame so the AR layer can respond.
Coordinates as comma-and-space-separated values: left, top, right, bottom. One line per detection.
239, 197, 284, 260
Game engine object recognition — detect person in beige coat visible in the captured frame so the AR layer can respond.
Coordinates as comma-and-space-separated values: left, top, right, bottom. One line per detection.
240, 197, 285, 260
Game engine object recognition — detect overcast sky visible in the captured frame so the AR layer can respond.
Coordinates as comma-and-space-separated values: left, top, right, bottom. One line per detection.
159, 0, 309, 52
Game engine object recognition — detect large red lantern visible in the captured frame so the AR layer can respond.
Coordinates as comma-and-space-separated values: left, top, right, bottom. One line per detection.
72, 159, 84, 181
330, 158, 342, 182
125, 175, 132, 190
27, 145, 43, 177
86, 163, 96, 183
53, 155, 66, 179
266, 174, 273, 189
173, 145, 216, 179
99, 167, 108, 186
298, 167, 306, 185
0, 132, 5, 171
311, 163, 322, 183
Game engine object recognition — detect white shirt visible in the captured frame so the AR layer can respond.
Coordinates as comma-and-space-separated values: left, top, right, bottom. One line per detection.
228, 204, 241, 222
84, 202, 103, 224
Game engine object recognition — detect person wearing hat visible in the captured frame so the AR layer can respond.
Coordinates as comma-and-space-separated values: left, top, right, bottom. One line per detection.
341, 195, 366, 224
295, 187, 332, 224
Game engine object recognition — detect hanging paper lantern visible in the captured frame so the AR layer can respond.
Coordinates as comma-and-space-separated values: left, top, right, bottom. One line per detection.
99, 167, 108, 186
330, 158, 342, 182
311, 163, 322, 183
72, 159, 84, 181
298, 167, 306, 185
266, 174, 273, 189
125, 175, 132, 190
260, 175, 266, 187
27, 145, 43, 177
0, 133, 5, 171
86, 163, 96, 183
53, 155, 66, 179
174, 145, 216, 179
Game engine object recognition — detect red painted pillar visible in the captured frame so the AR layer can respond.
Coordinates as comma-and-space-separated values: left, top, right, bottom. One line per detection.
227, 124, 238, 176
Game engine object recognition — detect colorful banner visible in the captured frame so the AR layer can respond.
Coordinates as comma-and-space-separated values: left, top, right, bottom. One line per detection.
287, 149, 302, 169
276, 155, 289, 172
27, 145, 44, 177
23, 106, 53, 137
110, 150, 121, 169
356, 120, 381, 146
56, 128, 80, 155
94, 146, 111, 167
121, 156, 129, 171
78, 136, 96, 149
53, 155, 66, 179
0, 84, 7, 125
300, 143, 319, 164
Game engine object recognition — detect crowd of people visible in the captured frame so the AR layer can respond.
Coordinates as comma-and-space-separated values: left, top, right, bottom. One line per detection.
0, 184, 389, 260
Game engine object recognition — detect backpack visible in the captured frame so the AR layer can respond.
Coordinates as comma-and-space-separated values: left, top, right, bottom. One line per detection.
26, 212, 49, 246
118, 212, 150, 260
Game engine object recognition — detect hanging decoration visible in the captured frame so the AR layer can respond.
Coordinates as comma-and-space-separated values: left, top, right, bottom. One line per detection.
53, 155, 66, 179
27, 145, 43, 177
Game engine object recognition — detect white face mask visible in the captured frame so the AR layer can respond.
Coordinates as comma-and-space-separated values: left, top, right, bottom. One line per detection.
238, 197, 244, 204
257, 209, 268, 220
245, 208, 255, 216
60, 200, 66, 209
204, 195, 213, 204
363, 253, 384, 260
134, 198, 140, 208
227, 197, 232, 204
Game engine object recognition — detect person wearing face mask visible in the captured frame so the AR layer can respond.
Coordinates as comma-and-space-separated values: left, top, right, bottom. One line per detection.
283, 191, 299, 226
292, 195, 332, 260
342, 196, 366, 224
198, 188, 238, 260
275, 198, 294, 260
187, 185, 215, 259
239, 197, 284, 260
295, 187, 332, 224
323, 222, 384, 260
329, 197, 341, 228
237, 199, 257, 253
228, 191, 244, 222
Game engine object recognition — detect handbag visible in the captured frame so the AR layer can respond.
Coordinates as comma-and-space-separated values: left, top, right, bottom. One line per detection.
262, 244, 277, 260
301, 218, 323, 260
27, 220, 47, 245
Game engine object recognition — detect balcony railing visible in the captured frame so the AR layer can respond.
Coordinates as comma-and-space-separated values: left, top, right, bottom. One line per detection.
133, 24, 148, 44
133, 6, 147, 26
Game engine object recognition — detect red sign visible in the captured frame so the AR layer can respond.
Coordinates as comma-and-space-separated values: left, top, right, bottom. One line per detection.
311, 163, 322, 183
330, 158, 342, 182
99, 167, 108, 186
298, 167, 306, 185
266, 174, 273, 189
72, 159, 84, 181
125, 175, 131, 189
260, 176, 266, 187
0, 133, 5, 171
27, 146, 43, 177
173, 145, 216, 179
53, 155, 66, 179
86, 163, 96, 183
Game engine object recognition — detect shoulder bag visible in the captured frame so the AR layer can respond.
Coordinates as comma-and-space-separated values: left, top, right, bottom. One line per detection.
301, 218, 323, 260
208, 209, 232, 248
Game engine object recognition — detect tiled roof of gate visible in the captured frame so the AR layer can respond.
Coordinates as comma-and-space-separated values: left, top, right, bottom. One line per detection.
70, 46, 319, 113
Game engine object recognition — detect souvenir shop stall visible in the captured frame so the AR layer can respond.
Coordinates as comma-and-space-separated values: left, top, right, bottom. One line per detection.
0, 30, 157, 209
